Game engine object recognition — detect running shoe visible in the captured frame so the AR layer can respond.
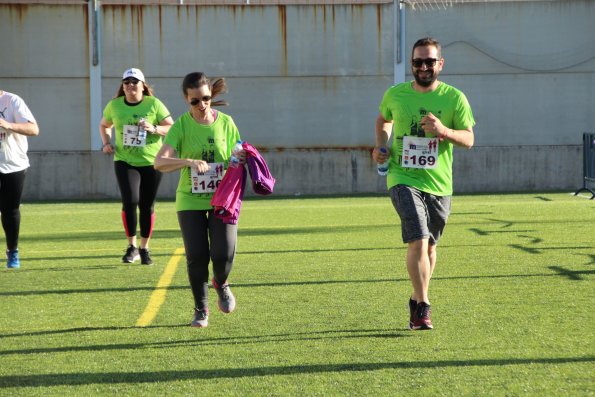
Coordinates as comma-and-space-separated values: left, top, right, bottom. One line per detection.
139, 248, 153, 265
411, 302, 433, 330
191, 308, 209, 328
408, 298, 417, 330
122, 245, 140, 263
212, 278, 236, 313
6, 249, 20, 269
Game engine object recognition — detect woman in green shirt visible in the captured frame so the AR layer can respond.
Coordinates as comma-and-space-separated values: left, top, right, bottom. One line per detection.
99, 68, 174, 265
155, 72, 245, 328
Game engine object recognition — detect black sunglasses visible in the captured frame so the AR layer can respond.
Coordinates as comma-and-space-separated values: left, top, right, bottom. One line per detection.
190, 96, 212, 106
412, 58, 438, 68
123, 78, 140, 85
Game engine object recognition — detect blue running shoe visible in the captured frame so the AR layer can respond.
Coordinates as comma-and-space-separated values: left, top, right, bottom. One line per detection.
7, 249, 20, 269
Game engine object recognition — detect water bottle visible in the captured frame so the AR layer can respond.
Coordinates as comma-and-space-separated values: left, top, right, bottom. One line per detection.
377, 148, 389, 176
138, 118, 147, 140
229, 140, 244, 167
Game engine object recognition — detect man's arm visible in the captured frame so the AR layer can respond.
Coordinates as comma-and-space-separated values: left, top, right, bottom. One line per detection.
373, 114, 393, 162
441, 126, 474, 149
421, 112, 474, 149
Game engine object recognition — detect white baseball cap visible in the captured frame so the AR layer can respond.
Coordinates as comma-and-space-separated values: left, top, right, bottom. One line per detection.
122, 68, 145, 82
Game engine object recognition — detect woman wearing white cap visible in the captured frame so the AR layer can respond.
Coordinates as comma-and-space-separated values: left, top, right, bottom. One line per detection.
99, 68, 174, 265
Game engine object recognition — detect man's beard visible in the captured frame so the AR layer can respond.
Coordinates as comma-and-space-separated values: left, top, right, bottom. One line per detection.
413, 70, 438, 87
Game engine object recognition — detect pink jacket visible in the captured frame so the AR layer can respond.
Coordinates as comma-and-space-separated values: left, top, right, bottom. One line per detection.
211, 142, 276, 224
210, 164, 246, 225
244, 142, 276, 195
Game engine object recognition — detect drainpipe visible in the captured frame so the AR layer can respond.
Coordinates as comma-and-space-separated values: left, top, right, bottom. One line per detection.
89, 0, 103, 150
394, 0, 405, 84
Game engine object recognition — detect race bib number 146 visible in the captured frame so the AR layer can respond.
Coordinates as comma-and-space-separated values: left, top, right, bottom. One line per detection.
191, 163, 225, 194
402, 136, 439, 169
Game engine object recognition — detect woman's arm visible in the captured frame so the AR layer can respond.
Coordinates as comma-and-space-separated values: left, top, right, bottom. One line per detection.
154, 143, 209, 173
140, 116, 174, 137
99, 117, 114, 154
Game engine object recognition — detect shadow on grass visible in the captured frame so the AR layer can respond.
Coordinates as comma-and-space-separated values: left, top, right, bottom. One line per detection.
22, 252, 174, 263
0, 324, 188, 339
0, 328, 410, 356
2, 264, 121, 273
547, 266, 595, 281
0, 278, 403, 297
240, 246, 404, 255
21, 229, 183, 243
3, 264, 589, 297
0, 356, 592, 387
510, 244, 594, 255
469, 228, 536, 236
9, 246, 403, 266
20, 224, 398, 244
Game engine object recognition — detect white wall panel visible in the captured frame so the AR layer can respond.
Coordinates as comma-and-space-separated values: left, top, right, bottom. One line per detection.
0, 1, 593, 198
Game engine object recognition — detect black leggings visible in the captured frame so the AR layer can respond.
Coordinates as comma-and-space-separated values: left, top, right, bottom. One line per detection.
177, 210, 238, 311
0, 169, 26, 251
114, 161, 162, 238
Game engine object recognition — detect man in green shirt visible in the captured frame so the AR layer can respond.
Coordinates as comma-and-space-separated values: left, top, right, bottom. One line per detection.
373, 37, 475, 330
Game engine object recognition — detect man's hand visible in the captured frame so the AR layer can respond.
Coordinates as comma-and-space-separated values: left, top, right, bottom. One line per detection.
372, 147, 389, 163
421, 112, 449, 141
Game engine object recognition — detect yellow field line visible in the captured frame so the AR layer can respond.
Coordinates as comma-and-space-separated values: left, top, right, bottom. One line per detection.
136, 247, 185, 327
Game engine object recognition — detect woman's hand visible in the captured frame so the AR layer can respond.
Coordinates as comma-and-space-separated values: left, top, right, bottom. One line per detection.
138, 119, 156, 134
188, 159, 210, 173
102, 143, 114, 154
236, 150, 247, 165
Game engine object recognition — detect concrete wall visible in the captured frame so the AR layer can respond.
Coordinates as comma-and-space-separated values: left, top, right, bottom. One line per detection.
0, 0, 593, 199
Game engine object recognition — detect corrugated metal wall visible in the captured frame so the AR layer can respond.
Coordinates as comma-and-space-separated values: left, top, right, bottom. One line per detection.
0, 0, 593, 199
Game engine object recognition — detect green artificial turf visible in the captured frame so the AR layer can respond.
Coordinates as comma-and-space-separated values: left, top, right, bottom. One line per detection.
0, 193, 593, 396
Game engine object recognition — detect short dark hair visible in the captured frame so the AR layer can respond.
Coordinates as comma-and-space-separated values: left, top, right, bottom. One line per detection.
412, 37, 442, 59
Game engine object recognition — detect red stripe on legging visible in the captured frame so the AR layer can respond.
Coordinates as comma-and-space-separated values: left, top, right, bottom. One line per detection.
148, 212, 155, 237
121, 210, 131, 237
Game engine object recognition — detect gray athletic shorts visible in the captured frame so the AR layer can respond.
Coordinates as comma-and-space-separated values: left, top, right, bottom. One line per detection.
389, 184, 451, 245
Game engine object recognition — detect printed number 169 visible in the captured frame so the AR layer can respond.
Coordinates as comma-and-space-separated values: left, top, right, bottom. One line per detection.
410, 155, 436, 166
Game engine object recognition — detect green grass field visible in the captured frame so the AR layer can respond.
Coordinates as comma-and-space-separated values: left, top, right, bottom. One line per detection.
0, 193, 593, 396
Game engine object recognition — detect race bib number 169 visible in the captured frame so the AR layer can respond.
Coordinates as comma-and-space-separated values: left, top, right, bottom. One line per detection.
402, 136, 439, 169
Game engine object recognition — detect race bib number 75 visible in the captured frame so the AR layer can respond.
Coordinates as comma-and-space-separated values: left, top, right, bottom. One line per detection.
402, 136, 439, 169
123, 125, 147, 147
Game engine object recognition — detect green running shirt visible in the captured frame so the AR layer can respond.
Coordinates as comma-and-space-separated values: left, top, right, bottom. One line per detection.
379, 81, 475, 196
102, 96, 171, 167
164, 111, 241, 211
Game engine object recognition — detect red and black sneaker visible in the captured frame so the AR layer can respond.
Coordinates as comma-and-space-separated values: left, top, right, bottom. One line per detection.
411, 302, 433, 330
408, 298, 417, 330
